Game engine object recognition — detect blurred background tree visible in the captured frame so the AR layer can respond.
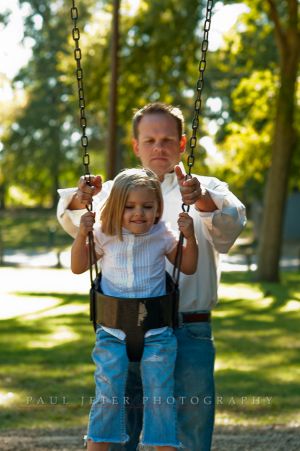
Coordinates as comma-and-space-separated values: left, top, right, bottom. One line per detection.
0, 0, 299, 281
207, 0, 299, 281
1, 0, 98, 208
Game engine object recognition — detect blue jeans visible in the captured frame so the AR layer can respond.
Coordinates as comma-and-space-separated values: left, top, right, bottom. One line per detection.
87, 327, 181, 447
110, 321, 215, 451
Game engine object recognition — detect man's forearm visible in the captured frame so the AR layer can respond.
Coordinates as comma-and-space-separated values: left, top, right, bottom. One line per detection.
195, 189, 217, 212
68, 192, 85, 210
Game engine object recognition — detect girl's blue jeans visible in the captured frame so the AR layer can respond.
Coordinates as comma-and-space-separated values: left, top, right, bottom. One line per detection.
87, 326, 181, 448
110, 321, 215, 451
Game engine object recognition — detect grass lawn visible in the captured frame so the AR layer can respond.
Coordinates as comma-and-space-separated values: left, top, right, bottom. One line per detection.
214, 271, 300, 427
0, 269, 299, 430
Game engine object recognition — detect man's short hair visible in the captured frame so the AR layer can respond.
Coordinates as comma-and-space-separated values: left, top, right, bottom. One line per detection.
132, 102, 185, 140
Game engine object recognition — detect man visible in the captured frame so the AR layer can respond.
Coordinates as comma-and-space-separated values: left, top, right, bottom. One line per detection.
57, 103, 246, 450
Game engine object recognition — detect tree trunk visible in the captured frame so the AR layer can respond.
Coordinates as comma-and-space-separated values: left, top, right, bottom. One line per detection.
0, 182, 6, 210
257, 21, 299, 281
51, 122, 61, 209
106, 0, 120, 180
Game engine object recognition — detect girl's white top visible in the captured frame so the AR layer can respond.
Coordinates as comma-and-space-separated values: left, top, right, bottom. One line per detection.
93, 220, 178, 340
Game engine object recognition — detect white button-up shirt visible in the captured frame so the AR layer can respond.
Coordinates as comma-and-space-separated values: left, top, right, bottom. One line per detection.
57, 164, 246, 312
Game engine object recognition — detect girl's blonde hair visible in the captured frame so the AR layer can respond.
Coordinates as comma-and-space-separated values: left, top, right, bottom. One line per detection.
100, 168, 163, 240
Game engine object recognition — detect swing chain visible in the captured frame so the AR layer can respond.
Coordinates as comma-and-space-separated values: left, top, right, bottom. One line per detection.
174, 0, 213, 285
180, 0, 213, 218
70, 1, 99, 284
187, 0, 213, 178
70, 1, 91, 180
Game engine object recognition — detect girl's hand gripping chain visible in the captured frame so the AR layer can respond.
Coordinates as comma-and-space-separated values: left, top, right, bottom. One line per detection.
166, 212, 198, 275
71, 212, 96, 274
79, 211, 96, 237
177, 212, 195, 239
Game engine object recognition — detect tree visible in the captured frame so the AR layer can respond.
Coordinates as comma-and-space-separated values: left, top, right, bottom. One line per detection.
205, 1, 299, 281
82, 0, 211, 169
256, 0, 299, 281
107, 0, 121, 179
2, 0, 97, 207
0, 10, 12, 209
2, 0, 217, 206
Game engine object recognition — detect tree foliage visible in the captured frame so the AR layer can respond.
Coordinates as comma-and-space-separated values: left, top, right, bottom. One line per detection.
1, 0, 98, 207
80, 0, 212, 168
1, 0, 299, 283
208, 0, 299, 281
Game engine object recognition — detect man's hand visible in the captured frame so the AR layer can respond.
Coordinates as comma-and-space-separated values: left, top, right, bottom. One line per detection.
174, 165, 217, 212
69, 175, 102, 210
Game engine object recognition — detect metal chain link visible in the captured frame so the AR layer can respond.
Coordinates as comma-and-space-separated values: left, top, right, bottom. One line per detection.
180, 0, 213, 216
174, 0, 213, 285
70, 1, 99, 284
70, 1, 91, 180
187, 0, 214, 177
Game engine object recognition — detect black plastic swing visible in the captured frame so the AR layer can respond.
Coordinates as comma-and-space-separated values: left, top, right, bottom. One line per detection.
90, 272, 179, 361
70, 0, 213, 362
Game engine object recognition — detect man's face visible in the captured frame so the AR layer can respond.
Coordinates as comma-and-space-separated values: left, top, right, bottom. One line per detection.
132, 113, 186, 181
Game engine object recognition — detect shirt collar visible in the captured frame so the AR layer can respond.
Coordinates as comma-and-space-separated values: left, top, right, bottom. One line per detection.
122, 224, 157, 237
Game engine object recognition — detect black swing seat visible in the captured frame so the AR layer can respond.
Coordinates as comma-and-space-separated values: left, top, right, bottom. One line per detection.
89, 272, 179, 362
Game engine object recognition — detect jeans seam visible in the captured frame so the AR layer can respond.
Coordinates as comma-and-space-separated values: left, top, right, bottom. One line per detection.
119, 354, 128, 441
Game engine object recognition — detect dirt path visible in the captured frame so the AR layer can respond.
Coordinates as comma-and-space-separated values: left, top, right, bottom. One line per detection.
0, 426, 299, 450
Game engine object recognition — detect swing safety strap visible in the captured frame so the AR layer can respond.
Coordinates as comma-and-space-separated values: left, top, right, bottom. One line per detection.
90, 272, 179, 362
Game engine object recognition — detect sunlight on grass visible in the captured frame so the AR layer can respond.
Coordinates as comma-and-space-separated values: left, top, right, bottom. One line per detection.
0, 390, 23, 407
26, 303, 87, 320
0, 391, 15, 406
279, 300, 300, 312
0, 295, 60, 320
212, 307, 245, 318
219, 283, 263, 301
213, 272, 300, 427
0, 268, 88, 296
27, 326, 81, 349
215, 349, 287, 372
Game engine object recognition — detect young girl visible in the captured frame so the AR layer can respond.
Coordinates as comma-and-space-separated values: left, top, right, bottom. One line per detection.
71, 168, 198, 451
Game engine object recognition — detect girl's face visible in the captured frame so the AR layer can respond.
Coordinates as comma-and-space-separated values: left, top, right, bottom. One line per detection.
122, 186, 160, 235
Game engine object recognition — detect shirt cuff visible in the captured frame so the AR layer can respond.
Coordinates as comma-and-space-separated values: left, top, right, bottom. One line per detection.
57, 188, 77, 218
194, 187, 224, 231
205, 187, 225, 211
57, 188, 84, 238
